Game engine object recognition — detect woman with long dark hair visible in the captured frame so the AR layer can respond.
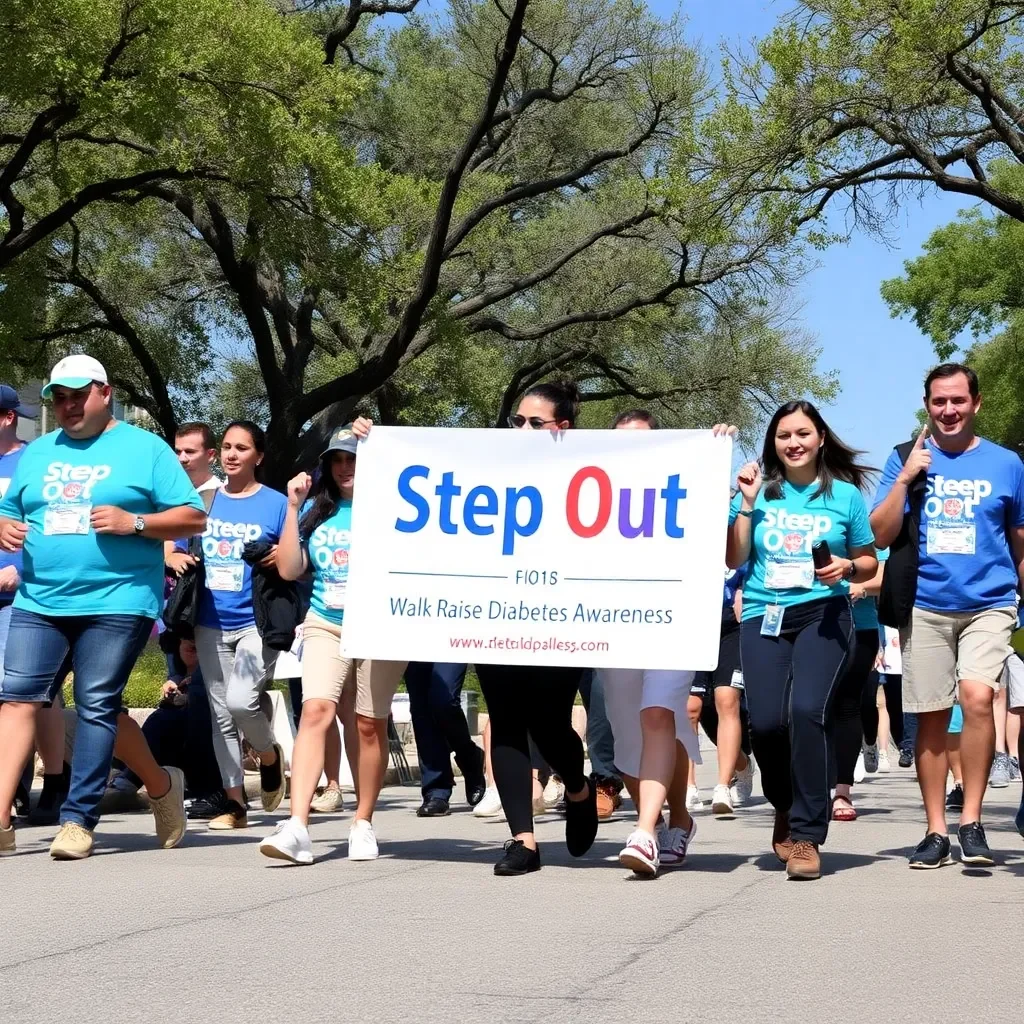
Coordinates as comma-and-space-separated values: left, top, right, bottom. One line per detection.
259, 421, 407, 864
726, 400, 877, 879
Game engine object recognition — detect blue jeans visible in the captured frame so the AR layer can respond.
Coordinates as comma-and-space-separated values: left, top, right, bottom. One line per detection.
578, 669, 621, 787
0, 602, 12, 689
0, 609, 153, 830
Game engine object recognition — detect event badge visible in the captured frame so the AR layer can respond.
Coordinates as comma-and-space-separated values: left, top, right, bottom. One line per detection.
765, 557, 814, 590
323, 580, 347, 610
730, 669, 745, 690
761, 605, 784, 637
926, 524, 975, 556
43, 504, 91, 536
206, 563, 244, 592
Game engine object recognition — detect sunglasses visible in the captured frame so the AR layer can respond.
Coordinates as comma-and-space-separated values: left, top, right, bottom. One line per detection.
508, 414, 559, 429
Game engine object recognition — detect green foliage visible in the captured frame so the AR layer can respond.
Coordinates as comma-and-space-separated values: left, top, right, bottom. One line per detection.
62, 641, 168, 708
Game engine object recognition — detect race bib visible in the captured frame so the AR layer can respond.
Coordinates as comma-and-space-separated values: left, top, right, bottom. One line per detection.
43, 504, 91, 536
926, 524, 976, 556
323, 581, 347, 610
206, 563, 244, 592
765, 557, 814, 590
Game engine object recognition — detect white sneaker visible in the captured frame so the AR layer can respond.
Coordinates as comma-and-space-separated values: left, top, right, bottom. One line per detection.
618, 828, 659, 876
542, 776, 565, 810
685, 785, 704, 811
862, 744, 879, 774
259, 818, 313, 865
853, 753, 867, 783
711, 784, 734, 815
658, 816, 697, 869
473, 785, 503, 818
730, 756, 755, 805
877, 749, 892, 774
348, 818, 379, 861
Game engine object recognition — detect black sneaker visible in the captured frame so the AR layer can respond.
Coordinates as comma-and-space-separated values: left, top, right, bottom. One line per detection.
416, 797, 451, 817
29, 772, 70, 826
564, 775, 599, 858
958, 821, 994, 866
187, 792, 228, 820
898, 749, 913, 769
259, 744, 286, 813
909, 832, 952, 869
946, 783, 964, 810
494, 839, 541, 876
462, 746, 487, 808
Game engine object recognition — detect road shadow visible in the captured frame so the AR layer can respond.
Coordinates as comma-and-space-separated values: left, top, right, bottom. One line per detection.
751, 850, 891, 875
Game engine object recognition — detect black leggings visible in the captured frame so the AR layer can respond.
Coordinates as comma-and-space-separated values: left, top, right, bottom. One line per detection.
865, 675, 903, 748
740, 597, 852, 845
476, 663, 586, 837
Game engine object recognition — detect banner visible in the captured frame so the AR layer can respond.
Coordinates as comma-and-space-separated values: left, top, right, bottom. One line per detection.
341, 427, 733, 669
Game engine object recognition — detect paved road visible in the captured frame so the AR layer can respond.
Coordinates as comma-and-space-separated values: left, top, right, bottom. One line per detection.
3, 763, 1023, 1024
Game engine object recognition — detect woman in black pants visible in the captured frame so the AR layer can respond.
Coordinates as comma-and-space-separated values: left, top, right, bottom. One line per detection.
479, 380, 598, 877
726, 401, 877, 880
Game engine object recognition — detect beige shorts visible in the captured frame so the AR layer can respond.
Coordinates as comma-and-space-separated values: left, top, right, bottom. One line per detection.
1004, 652, 1024, 711
900, 605, 1017, 712
301, 611, 407, 719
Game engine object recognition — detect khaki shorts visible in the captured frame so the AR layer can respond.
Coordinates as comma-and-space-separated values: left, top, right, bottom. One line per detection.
301, 611, 407, 719
900, 605, 1017, 712
1004, 651, 1024, 711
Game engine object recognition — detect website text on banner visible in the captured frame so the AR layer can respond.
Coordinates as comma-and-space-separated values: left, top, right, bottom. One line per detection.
341, 428, 733, 670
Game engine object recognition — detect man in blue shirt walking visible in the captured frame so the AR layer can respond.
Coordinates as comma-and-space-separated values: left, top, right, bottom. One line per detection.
872, 363, 1024, 869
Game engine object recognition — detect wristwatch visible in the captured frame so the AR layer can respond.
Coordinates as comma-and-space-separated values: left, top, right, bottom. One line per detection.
133, 516, 145, 535
843, 560, 857, 581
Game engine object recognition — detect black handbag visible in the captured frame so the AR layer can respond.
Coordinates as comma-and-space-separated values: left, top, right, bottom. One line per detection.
877, 440, 927, 629
161, 489, 217, 638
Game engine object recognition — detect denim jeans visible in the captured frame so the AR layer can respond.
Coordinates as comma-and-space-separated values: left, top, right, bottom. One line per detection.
0, 609, 153, 830
0, 602, 12, 689
578, 669, 622, 787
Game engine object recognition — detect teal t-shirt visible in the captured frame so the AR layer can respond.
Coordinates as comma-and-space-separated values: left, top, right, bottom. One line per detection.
303, 500, 352, 625
729, 479, 875, 623
0, 422, 203, 618
852, 546, 890, 631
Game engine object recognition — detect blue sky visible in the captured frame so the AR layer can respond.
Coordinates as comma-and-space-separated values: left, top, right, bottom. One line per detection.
668, 0, 967, 469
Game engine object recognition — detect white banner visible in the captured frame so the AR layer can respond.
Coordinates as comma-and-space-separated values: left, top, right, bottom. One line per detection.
341, 427, 732, 670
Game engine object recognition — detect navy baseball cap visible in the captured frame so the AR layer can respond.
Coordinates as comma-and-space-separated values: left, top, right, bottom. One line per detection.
320, 424, 359, 458
0, 384, 38, 419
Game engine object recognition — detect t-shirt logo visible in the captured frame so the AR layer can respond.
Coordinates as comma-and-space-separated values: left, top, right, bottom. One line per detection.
783, 532, 804, 554
203, 517, 263, 560
41, 462, 112, 503
333, 549, 348, 567
943, 498, 964, 518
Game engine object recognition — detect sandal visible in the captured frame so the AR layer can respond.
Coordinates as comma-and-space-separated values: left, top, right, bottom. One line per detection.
831, 794, 857, 822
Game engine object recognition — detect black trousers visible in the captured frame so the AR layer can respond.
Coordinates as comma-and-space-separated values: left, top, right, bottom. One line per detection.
740, 597, 852, 845
476, 663, 586, 838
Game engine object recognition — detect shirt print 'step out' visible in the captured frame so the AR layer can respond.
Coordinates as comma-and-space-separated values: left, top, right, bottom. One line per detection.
873, 437, 1024, 613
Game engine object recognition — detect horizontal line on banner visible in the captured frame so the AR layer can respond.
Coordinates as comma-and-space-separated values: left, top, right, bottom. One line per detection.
562, 577, 682, 583
388, 571, 509, 579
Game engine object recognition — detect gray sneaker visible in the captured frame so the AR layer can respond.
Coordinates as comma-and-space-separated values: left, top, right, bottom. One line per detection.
989, 751, 1011, 789
1009, 756, 1021, 783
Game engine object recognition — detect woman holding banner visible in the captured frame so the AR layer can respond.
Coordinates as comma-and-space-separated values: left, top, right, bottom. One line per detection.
726, 401, 877, 881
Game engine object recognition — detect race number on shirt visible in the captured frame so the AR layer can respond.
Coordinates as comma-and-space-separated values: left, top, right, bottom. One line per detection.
926, 524, 976, 556
43, 505, 91, 536
206, 563, 244, 592
764, 557, 814, 590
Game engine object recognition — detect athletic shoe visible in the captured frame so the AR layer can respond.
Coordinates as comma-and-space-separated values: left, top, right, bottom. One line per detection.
618, 828, 659, 876
657, 816, 697, 869
188, 792, 229, 820
898, 748, 914, 769
310, 784, 344, 814
564, 777, 598, 857
862, 744, 878, 774
260, 818, 313, 865
711, 784, 734, 816
958, 821, 994, 866
0, 824, 14, 856
786, 840, 820, 880
909, 832, 951, 869
772, 810, 793, 863
595, 783, 621, 820
50, 822, 94, 860
1009, 756, 1021, 782
853, 753, 867, 783
989, 751, 1011, 789
685, 785, 704, 811
208, 800, 249, 830
463, 748, 487, 807
348, 818, 379, 861
259, 743, 287, 812
946, 783, 964, 811
543, 776, 565, 811
416, 797, 451, 817
494, 839, 540, 876
473, 786, 503, 818
731, 757, 755, 805
877, 749, 892, 774
150, 767, 187, 849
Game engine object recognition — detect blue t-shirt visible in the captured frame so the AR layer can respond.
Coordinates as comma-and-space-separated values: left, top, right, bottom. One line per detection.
302, 500, 352, 625
193, 485, 287, 632
0, 422, 203, 618
872, 438, 1024, 612
730, 479, 875, 623
0, 444, 29, 606
852, 547, 889, 631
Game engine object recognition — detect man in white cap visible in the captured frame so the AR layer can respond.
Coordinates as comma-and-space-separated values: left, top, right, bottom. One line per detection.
0, 356, 207, 858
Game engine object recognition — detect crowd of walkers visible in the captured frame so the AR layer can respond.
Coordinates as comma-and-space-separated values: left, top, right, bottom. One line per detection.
1, 357, 1023, 881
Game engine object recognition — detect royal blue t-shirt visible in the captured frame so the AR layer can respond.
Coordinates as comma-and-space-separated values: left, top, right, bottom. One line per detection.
872, 438, 1024, 612
302, 500, 352, 625
0, 444, 29, 606
852, 547, 889, 631
0, 422, 203, 618
192, 485, 287, 632
730, 479, 875, 623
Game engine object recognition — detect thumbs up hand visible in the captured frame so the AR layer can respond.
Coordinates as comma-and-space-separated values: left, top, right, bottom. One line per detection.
898, 427, 931, 486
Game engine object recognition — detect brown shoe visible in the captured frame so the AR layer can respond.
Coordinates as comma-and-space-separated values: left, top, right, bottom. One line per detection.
208, 800, 249, 830
595, 784, 621, 821
786, 840, 821, 880
772, 810, 793, 863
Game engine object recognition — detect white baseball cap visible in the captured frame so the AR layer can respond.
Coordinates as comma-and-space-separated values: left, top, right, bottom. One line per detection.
41, 355, 109, 399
